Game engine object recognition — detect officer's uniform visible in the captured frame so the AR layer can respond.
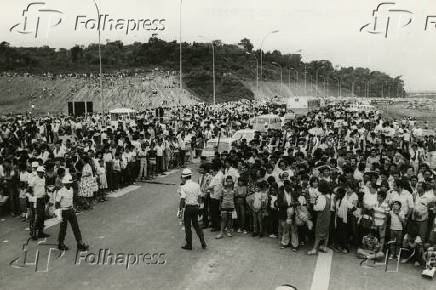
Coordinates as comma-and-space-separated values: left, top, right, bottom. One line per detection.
180, 168, 206, 250
55, 173, 88, 251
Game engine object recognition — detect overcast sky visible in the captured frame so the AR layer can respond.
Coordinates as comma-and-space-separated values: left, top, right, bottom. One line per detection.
2, 0, 436, 92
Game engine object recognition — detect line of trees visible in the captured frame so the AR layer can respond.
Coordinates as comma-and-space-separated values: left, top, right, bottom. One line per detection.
0, 38, 406, 102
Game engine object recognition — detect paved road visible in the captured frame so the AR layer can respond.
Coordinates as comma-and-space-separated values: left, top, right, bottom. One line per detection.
0, 167, 432, 290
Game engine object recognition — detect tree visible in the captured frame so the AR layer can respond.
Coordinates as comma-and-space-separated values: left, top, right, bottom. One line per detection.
238, 38, 253, 52
212, 40, 222, 47
71, 45, 83, 63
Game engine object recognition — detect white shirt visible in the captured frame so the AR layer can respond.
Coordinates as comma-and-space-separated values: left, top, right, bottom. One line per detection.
209, 171, 224, 199
363, 186, 377, 209
314, 195, 326, 211
180, 180, 201, 205
390, 210, 405, 231
28, 176, 46, 198
56, 187, 74, 209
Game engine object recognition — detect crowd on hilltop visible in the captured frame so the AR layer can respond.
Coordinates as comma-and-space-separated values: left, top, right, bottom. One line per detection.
0, 99, 436, 272
1, 70, 179, 81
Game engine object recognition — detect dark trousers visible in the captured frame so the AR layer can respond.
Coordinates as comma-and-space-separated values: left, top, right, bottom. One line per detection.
209, 198, 221, 230
201, 195, 210, 227
235, 198, 246, 230
29, 198, 45, 236
156, 156, 163, 173
328, 211, 336, 246
58, 208, 82, 244
183, 205, 205, 247
112, 171, 121, 190
180, 150, 186, 167
336, 217, 350, 250
105, 162, 113, 190
7, 183, 20, 215
267, 209, 279, 235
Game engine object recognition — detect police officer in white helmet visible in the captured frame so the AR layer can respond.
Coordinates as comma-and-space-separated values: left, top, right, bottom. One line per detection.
55, 173, 89, 251
179, 168, 207, 250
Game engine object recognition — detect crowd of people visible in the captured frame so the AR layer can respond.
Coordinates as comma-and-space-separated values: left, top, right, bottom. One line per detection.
0, 104, 209, 241
1, 99, 436, 273
178, 100, 436, 272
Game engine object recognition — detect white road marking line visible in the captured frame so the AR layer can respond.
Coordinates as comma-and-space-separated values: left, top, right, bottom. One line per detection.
44, 218, 61, 229
107, 185, 141, 198
310, 250, 333, 290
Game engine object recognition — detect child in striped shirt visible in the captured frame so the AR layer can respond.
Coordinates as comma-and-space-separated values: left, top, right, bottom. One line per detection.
373, 190, 389, 248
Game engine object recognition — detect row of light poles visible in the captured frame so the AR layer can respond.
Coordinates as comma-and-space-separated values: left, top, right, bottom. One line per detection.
93, 1, 404, 113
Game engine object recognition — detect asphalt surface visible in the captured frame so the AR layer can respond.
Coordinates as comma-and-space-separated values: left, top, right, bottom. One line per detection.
0, 165, 433, 290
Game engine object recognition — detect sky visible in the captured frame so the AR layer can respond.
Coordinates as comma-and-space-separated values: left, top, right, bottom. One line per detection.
1, 0, 436, 92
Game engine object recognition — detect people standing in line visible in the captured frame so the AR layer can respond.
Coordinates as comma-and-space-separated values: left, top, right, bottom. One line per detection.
308, 180, 331, 255
208, 164, 224, 232
137, 143, 148, 181
27, 166, 49, 240
198, 163, 212, 229
78, 156, 98, 209
235, 177, 248, 234
216, 175, 236, 239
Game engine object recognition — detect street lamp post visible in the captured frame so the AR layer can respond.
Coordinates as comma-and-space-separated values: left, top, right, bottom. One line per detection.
351, 80, 357, 97
315, 68, 323, 97
246, 52, 259, 95
93, 0, 103, 113
289, 68, 298, 90
179, 0, 183, 91
287, 68, 291, 89
323, 77, 327, 93
272, 61, 283, 96
199, 36, 216, 105
260, 30, 279, 81
304, 65, 307, 95
366, 81, 371, 98
338, 77, 342, 97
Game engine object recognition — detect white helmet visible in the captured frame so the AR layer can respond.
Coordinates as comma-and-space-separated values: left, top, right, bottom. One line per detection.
181, 168, 192, 178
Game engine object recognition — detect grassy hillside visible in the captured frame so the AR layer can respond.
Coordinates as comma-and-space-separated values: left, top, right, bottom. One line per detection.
0, 38, 406, 109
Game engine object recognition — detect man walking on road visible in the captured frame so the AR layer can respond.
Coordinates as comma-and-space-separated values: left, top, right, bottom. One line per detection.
179, 168, 207, 250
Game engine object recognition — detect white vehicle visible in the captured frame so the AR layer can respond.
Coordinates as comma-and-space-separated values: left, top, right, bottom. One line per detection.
109, 108, 137, 128
201, 138, 233, 160
232, 129, 256, 143
286, 97, 320, 115
347, 103, 375, 112
253, 114, 282, 132
282, 112, 297, 124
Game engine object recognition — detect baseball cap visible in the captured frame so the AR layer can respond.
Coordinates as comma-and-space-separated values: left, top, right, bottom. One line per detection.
36, 166, 45, 173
